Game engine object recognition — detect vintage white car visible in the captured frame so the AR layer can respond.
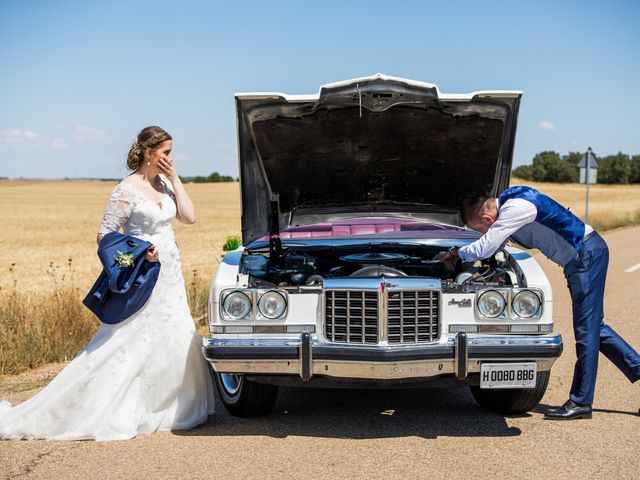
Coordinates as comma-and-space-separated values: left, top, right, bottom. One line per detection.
203, 74, 563, 417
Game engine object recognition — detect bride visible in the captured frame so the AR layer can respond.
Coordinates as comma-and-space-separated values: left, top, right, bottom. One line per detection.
0, 126, 215, 441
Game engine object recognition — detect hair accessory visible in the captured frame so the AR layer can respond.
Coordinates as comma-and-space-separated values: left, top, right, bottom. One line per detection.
131, 142, 141, 155
143, 132, 168, 149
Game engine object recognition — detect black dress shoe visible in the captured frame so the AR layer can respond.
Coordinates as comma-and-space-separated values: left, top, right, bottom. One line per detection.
544, 400, 592, 420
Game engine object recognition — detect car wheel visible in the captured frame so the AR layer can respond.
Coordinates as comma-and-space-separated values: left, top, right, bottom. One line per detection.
214, 372, 278, 417
469, 370, 550, 415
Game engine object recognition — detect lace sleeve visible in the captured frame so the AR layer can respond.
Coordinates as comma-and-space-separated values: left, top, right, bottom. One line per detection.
98, 183, 135, 235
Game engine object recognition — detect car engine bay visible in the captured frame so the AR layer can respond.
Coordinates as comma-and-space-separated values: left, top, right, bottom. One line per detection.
241, 243, 524, 292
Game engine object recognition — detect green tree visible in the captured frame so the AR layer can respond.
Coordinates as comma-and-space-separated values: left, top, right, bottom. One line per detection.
629, 155, 640, 184
206, 171, 235, 182
529, 151, 577, 183
562, 151, 583, 166
561, 151, 581, 181
512, 164, 533, 180
598, 152, 632, 184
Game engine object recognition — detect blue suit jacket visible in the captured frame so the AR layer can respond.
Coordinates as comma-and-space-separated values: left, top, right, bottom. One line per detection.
83, 232, 161, 325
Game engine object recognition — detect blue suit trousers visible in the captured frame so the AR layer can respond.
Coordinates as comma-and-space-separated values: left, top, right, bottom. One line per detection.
564, 233, 640, 405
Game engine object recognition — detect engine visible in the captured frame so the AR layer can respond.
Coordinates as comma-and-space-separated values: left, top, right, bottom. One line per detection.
240, 244, 519, 292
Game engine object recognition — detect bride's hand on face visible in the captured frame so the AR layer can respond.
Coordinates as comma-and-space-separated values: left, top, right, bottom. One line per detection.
158, 157, 177, 183
145, 246, 159, 262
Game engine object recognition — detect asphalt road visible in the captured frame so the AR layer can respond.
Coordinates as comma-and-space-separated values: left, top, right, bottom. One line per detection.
2, 226, 639, 479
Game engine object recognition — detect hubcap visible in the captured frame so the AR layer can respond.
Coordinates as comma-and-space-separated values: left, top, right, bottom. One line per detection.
220, 373, 242, 395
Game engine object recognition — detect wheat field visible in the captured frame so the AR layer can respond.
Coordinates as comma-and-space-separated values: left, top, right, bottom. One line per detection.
0, 180, 241, 293
511, 179, 640, 231
1, 179, 640, 293
1, 179, 639, 374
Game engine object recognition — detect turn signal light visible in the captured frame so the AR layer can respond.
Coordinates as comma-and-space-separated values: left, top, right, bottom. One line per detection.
449, 324, 553, 334
211, 325, 316, 335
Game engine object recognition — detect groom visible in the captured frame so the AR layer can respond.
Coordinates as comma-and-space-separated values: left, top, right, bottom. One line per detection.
438, 186, 640, 419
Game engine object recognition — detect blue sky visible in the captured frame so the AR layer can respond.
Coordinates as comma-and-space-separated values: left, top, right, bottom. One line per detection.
1, 0, 638, 179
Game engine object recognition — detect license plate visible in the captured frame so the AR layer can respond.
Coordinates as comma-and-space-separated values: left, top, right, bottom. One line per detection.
480, 363, 537, 389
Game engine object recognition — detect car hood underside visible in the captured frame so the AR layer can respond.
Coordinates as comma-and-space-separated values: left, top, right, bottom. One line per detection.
236, 74, 521, 245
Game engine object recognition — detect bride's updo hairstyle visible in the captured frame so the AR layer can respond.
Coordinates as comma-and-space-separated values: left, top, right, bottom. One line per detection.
127, 126, 172, 170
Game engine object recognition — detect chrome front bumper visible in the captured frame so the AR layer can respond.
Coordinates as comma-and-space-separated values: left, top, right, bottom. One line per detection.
203, 333, 563, 382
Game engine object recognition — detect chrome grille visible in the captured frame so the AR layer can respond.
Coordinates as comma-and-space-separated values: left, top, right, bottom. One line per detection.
324, 289, 440, 344
324, 290, 379, 344
387, 290, 439, 343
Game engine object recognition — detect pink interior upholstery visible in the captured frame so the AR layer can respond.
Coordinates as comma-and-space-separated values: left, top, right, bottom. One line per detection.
256, 218, 461, 241
278, 222, 425, 238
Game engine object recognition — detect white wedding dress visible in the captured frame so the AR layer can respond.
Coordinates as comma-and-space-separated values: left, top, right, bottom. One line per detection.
0, 180, 215, 441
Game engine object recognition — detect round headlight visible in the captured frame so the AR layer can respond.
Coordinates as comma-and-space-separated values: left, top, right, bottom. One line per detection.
477, 290, 506, 318
258, 291, 287, 319
222, 291, 252, 319
512, 290, 541, 318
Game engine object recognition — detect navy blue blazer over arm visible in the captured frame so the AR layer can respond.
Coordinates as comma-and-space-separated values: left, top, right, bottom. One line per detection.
83, 232, 161, 325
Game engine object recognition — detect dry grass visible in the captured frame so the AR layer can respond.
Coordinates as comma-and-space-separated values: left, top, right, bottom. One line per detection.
1, 178, 639, 375
0, 262, 98, 375
511, 179, 640, 231
0, 260, 210, 376
0, 180, 239, 375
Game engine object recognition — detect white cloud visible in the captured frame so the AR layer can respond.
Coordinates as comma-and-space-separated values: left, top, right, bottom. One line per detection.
0, 131, 22, 146
538, 121, 557, 131
0, 129, 73, 152
73, 125, 110, 144
0, 129, 44, 150
50, 138, 70, 150
23, 130, 39, 140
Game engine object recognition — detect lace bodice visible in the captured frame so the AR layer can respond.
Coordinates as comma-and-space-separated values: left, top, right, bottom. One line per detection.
98, 180, 182, 285
99, 181, 176, 238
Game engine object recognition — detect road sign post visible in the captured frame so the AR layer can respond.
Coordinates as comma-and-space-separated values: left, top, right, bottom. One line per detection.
579, 147, 597, 222
585, 148, 591, 222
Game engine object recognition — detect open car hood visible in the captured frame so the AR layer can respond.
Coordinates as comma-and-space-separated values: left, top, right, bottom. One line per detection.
236, 73, 521, 245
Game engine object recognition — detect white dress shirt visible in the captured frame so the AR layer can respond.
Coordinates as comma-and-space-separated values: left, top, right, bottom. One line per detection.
458, 198, 593, 263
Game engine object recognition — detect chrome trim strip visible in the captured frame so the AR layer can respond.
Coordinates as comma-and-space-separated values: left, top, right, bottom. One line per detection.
379, 285, 388, 343
208, 358, 558, 380
330, 291, 335, 341
360, 292, 366, 342
204, 334, 562, 380
453, 334, 561, 349
322, 277, 442, 291
322, 278, 382, 291
400, 291, 405, 339
414, 291, 419, 342
455, 332, 468, 379
346, 290, 351, 343
205, 334, 562, 350
300, 332, 312, 381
